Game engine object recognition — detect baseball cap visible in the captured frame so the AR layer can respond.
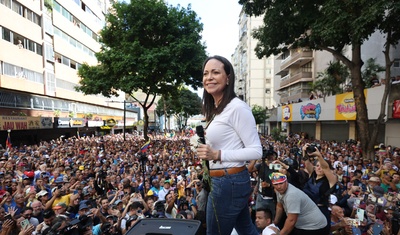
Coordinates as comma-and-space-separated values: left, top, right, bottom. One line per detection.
36, 190, 49, 198
79, 203, 89, 211
53, 202, 67, 210
369, 176, 381, 182
270, 173, 287, 185
54, 176, 64, 184
114, 199, 123, 206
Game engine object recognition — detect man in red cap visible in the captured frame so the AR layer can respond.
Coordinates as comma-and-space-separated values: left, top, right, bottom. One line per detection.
270, 173, 330, 235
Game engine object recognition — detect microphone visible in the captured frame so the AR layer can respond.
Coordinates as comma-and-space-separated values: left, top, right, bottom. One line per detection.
196, 125, 211, 167
196, 125, 206, 144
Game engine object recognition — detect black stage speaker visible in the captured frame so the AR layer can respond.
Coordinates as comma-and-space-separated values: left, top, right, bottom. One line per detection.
125, 218, 201, 235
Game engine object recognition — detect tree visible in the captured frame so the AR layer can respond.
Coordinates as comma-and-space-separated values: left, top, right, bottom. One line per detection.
239, 0, 396, 158
252, 104, 269, 125
156, 88, 202, 130
76, 0, 207, 140
312, 61, 350, 99
362, 58, 385, 88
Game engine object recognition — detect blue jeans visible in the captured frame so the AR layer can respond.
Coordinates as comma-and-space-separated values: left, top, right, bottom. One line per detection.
206, 169, 258, 235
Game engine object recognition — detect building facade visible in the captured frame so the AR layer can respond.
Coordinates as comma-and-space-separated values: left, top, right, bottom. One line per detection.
233, 10, 277, 110
0, 0, 139, 144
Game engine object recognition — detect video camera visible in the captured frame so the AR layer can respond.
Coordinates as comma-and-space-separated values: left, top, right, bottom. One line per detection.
44, 214, 93, 235
262, 144, 277, 159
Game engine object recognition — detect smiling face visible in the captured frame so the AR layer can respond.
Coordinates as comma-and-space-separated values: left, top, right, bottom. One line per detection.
203, 59, 229, 105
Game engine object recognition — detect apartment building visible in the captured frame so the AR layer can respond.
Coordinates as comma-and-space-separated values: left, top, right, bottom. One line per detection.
233, 10, 277, 110
0, 0, 138, 144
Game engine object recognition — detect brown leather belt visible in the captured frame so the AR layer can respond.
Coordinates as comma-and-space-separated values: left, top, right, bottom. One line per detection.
209, 166, 246, 177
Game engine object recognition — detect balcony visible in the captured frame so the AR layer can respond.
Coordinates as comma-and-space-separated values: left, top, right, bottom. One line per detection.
279, 71, 313, 89
279, 49, 313, 71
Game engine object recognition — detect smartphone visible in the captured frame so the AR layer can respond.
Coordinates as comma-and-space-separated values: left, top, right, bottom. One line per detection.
387, 192, 394, 202
356, 208, 364, 224
20, 219, 29, 229
4, 214, 12, 220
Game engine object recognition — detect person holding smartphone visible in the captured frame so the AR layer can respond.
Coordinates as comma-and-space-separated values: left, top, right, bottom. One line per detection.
302, 143, 337, 232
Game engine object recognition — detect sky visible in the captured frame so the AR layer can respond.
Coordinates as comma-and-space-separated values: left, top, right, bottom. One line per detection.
166, 0, 242, 59
165, 0, 242, 97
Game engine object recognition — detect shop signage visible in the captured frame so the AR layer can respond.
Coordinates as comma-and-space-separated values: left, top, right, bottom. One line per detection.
393, 100, 400, 119
282, 105, 292, 122
87, 120, 104, 127
1, 116, 28, 130
300, 103, 321, 120
70, 118, 85, 128
105, 119, 116, 127
54, 117, 70, 128
40, 117, 53, 128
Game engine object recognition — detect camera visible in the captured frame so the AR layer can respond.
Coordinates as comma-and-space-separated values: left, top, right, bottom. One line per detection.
97, 170, 107, 179
269, 163, 281, 171
153, 200, 166, 218
306, 144, 319, 154
262, 145, 277, 159
45, 214, 93, 235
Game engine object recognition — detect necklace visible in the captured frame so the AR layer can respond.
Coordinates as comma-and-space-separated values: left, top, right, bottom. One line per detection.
214, 97, 222, 108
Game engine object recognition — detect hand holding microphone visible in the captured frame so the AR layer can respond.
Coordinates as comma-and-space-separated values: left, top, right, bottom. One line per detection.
196, 126, 220, 162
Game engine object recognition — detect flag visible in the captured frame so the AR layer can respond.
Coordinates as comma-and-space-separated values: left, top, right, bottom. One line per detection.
6, 132, 12, 149
141, 139, 151, 153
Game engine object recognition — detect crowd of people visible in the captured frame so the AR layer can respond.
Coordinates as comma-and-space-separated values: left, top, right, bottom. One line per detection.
0, 55, 399, 235
0, 131, 398, 235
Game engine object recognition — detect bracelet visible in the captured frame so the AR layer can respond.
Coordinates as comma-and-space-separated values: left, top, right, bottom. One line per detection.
212, 150, 221, 163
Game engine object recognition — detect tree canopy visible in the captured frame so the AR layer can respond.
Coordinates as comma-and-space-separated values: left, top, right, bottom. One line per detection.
239, 0, 400, 158
76, 0, 207, 139
252, 104, 269, 125
156, 88, 202, 130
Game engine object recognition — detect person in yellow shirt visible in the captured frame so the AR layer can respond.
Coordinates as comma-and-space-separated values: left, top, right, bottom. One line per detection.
44, 179, 72, 210
375, 159, 396, 179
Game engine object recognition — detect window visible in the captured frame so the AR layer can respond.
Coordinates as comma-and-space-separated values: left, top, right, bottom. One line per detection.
69, 38, 77, 47
1, 0, 12, 8
3, 62, 16, 76
62, 57, 70, 66
301, 62, 312, 72
2, 27, 11, 42
12, 1, 23, 15
53, 1, 61, 13
26, 9, 33, 21
13, 33, 24, 48
70, 61, 77, 69
45, 43, 54, 62
27, 40, 35, 52
36, 44, 43, 56
394, 59, 400, 68
61, 8, 71, 21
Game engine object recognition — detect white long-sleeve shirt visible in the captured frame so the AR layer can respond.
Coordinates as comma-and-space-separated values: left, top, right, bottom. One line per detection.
206, 98, 262, 169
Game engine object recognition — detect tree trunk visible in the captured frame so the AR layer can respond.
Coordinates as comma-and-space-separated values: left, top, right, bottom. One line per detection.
143, 106, 149, 141
368, 31, 393, 160
163, 96, 167, 133
350, 45, 370, 159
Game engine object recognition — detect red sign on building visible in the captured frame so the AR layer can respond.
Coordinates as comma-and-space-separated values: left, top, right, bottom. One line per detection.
393, 100, 400, 118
